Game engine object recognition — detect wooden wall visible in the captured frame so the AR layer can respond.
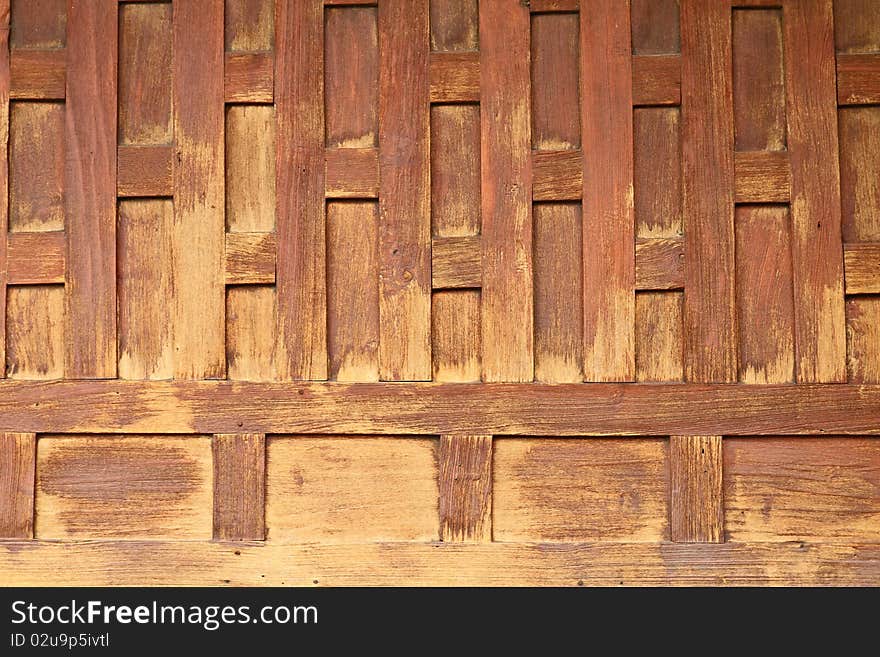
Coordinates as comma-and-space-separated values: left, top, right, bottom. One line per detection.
0, 0, 879, 586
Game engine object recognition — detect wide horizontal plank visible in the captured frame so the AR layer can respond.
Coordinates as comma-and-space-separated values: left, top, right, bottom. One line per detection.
837, 53, 880, 106
117, 145, 174, 197
734, 150, 791, 203
844, 243, 880, 294
10, 49, 66, 100
532, 150, 582, 200
0, 381, 877, 435
432, 235, 481, 288
225, 232, 276, 284
635, 237, 684, 290
429, 52, 479, 103
325, 148, 379, 198
632, 54, 680, 106
0, 540, 877, 586
6, 231, 66, 284
225, 52, 273, 103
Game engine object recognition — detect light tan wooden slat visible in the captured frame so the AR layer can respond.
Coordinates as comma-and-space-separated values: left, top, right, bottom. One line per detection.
670, 435, 724, 543
431, 236, 481, 289
843, 243, 880, 294
213, 433, 266, 541
225, 232, 276, 285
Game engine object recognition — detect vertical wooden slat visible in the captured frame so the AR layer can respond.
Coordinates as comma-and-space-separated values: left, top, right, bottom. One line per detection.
681, 0, 737, 383
275, 0, 326, 380
64, 0, 117, 378
225, 0, 273, 52
670, 435, 723, 543
0, 0, 8, 379
0, 432, 36, 538
430, 0, 478, 52
439, 434, 492, 543
635, 291, 684, 382
378, 0, 431, 381
480, 0, 532, 383
432, 290, 481, 382
784, 0, 846, 383
172, 0, 225, 379
846, 297, 880, 383
213, 433, 266, 541
581, 0, 635, 382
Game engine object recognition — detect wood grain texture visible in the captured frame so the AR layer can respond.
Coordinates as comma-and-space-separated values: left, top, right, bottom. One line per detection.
325, 147, 378, 198
635, 291, 683, 382
224, 232, 275, 285
9, 48, 65, 99
213, 433, 266, 541
734, 150, 791, 203
2, 540, 879, 586
275, 0, 327, 380
431, 104, 480, 236
631, 54, 680, 106
0, 1, 7, 379
732, 8, 785, 152
118, 2, 172, 146
429, 51, 479, 103
378, 0, 431, 381
225, 0, 273, 52
837, 54, 880, 105
9, 102, 64, 231
480, 0, 532, 383
736, 206, 795, 384
64, 0, 116, 379
172, 0, 225, 379
0, 432, 35, 538
431, 236, 481, 289
634, 108, 681, 238
1, 381, 880, 436
226, 286, 277, 382
6, 231, 65, 284
833, 0, 880, 53
266, 437, 439, 542
534, 203, 583, 383
6, 286, 64, 379
432, 290, 481, 383
116, 145, 172, 197
34, 435, 212, 539
844, 243, 880, 294
681, 0, 736, 383
581, 0, 635, 382
224, 52, 273, 103
430, 0, 478, 52
531, 12, 579, 151
327, 201, 380, 382
635, 238, 684, 290
839, 107, 880, 242
670, 435, 723, 543
846, 297, 880, 384
784, 0, 846, 383
631, 0, 680, 55
10, 0, 65, 49
494, 438, 669, 542
117, 200, 173, 380
226, 105, 275, 231
532, 150, 581, 201
439, 435, 492, 542
725, 437, 880, 543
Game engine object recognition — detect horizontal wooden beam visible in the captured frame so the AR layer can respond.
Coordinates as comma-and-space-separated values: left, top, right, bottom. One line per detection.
734, 151, 791, 203
117, 145, 174, 197
10, 49, 65, 100
325, 148, 379, 198
225, 52, 273, 103
432, 235, 481, 288
632, 54, 680, 106
225, 232, 276, 284
429, 52, 479, 103
529, 0, 579, 12
1, 540, 876, 586
6, 231, 66, 284
635, 237, 683, 290
844, 243, 880, 294
532, 150, 581, 201
837, 53, 880, 106
0, 381, 877, 435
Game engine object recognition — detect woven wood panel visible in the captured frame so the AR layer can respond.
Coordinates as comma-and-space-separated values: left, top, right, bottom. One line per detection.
0, 0, 879, 586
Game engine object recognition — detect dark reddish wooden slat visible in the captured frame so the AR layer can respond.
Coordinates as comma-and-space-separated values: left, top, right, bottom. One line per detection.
734, 151, 791, 203
670, 436, 723, 543
635, 237, 684, 290
0, 0, 8, 378
532, 150, 581, 201
429, 51, 479, 103
213, 433, 266, 541
0, 381, 878, 436
432, 236, 481, 289
325, 147, 379, 199
224, 51, 273, 103
9, 48, 65, 99
225, 232, 276, 285
64, 0, 117, 378
117, 145, 173, 197
529, 0, 578, 11
632, 54, 680, 106
6, 231, 66, 284
837, 53, 880, 105
439, 435, 492, 542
